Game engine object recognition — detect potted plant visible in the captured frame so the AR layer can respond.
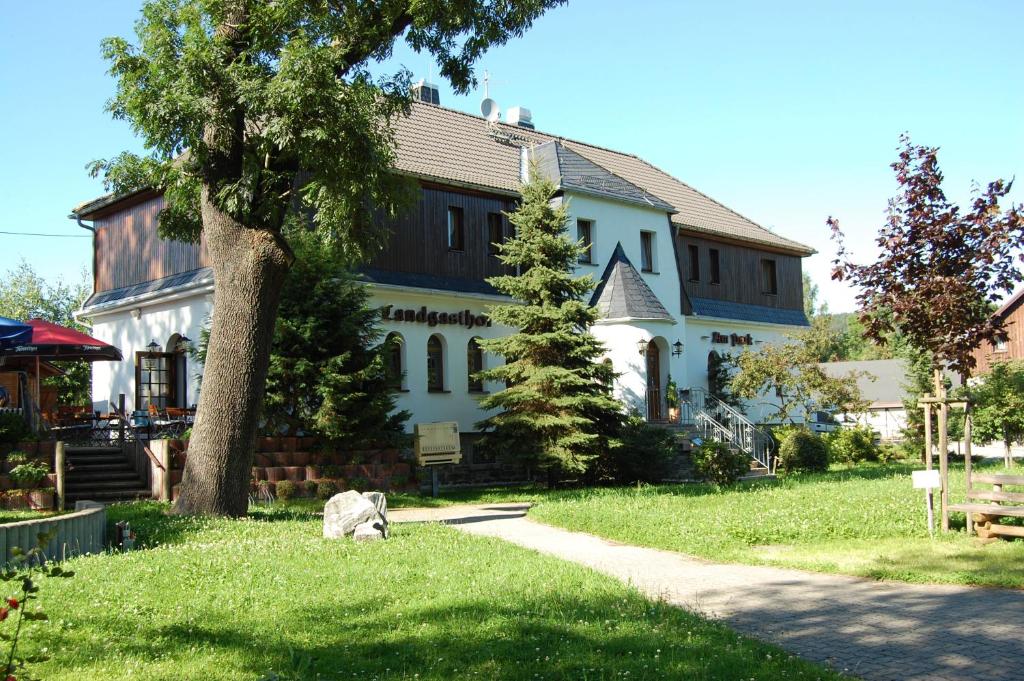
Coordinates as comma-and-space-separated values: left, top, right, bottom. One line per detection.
665, 375, 680, 423
9, 461, 49, 490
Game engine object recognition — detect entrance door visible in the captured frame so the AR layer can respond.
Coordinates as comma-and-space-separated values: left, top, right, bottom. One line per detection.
646, 340, 662, 421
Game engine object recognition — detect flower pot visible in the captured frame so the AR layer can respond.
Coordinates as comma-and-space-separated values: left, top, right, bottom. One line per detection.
668, 406, 680, 424
28, 490, 53, 510
4, 493, 29, 511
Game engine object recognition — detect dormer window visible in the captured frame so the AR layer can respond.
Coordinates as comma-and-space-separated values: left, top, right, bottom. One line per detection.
640, 231, 655, 272
709, 248, 721, 285
761, 258, 778, 295
447, 206, 464, 251
577, 219, 594, 264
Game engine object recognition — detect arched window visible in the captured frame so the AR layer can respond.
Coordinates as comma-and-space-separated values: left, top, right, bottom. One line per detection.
427, 335, 445, 392
383, 332, 405, 390
467, 337, 484, 392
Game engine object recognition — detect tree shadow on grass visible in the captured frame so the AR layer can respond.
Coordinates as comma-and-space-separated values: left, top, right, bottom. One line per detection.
52, 592, 840, 681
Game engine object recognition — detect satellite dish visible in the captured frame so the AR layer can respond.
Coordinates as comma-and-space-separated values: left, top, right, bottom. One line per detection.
480, 97, 500, 122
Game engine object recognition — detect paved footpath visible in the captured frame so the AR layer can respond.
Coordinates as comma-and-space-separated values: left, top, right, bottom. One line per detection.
391, 504, 1024, 681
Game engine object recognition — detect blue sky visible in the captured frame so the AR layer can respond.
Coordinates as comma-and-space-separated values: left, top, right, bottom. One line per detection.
1, 0, 1021, 312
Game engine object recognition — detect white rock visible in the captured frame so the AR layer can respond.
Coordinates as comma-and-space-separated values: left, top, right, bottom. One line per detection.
323, 490, 377, 538
361, 491, 389, 538
353, 520, 385, 542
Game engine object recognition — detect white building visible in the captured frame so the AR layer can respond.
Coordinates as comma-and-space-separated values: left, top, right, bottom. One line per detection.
74, 96, 815, 439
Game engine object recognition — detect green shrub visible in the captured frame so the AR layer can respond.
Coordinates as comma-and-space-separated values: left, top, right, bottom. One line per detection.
303, 479, 317, 496
601, 413, 677, 483
0, 413, 30, 446
275, 480, 297, 502
777, 428, 829, 473
826, 425, 879, 464
691, 441, 750, 485
9, 461, 49, 488
5, 451, 29, 467
349, 476, 369, 490
316, 479, 337, 500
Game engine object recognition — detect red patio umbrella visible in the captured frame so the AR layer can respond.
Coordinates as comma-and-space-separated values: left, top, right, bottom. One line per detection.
0, 319, 123, 422
0, 319, 122, 362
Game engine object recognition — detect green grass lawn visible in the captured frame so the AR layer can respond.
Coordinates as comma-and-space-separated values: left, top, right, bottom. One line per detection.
383, 460, 1024, 589
17, 502, 842, 680
0, 509, 67, 524
524, 460, 1024, 588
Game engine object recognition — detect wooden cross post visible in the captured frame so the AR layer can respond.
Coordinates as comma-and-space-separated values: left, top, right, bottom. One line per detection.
918, 391, 970, 533
937, 370, 949, 531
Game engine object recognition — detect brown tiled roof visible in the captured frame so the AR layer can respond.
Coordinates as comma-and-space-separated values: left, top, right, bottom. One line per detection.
392, 102, 815, 255
76, 101, 814, 255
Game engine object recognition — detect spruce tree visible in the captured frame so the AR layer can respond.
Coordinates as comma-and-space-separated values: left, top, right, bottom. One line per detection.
476, 173, 622, 476
196, 231, 410, 448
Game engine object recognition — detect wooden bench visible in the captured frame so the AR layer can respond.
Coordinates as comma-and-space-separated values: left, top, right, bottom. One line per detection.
948, 474, 1024, 539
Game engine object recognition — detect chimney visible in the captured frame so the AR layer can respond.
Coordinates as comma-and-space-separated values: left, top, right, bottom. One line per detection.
506, 106, 534, 129
411, 79, 440, 105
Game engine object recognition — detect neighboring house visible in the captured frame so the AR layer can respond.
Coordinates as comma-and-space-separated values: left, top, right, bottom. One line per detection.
819, 359, 911, 441
971, 288, 1024, 374
72, 86, 814, 437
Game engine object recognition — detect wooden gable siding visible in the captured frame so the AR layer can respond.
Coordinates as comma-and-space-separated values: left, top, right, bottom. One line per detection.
675, 232, 804, 311
94, 195, 209, 293
971, 298, 1024, 374
368, 185, 516, 281
92, 185, 509, 295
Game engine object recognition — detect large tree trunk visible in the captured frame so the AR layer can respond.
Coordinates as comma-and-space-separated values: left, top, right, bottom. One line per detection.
173, 190, 291, 516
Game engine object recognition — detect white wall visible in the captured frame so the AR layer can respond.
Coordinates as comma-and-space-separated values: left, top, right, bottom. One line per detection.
840, 407, 908, 441
87, 292, 211, 414
683, 317, 799, 424
369, 287, 510, 433
562, 194, 680, 322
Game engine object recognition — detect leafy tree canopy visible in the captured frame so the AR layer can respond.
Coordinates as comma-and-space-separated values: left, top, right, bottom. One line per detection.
730, 316, 867, 423
91, 0, 564, 254
831, 135, 1024, 377
965, 360, 1024, 466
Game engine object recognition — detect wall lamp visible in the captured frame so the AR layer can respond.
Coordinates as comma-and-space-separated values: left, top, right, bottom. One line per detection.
671, 340, 684, 357
637, 339, 649, 356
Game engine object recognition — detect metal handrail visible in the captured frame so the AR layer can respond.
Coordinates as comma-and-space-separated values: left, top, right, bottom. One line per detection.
679, 387, 775, 472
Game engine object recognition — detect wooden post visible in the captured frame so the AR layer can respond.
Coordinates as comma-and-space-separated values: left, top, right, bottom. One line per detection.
55, 441, 66, 512
923, 403, 933, 470
964, 402, 973, 535
935, 370, 950, 532
162, 442, 172, 502
118, 393, 126, 446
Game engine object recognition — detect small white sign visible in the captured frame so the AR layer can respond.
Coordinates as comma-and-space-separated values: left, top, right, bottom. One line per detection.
912, 469, 941, 489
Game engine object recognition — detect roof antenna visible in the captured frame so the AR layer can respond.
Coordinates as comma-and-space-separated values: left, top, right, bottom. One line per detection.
480, 69, 500, 122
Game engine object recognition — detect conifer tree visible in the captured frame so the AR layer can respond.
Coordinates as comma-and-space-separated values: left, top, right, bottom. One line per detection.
263, 231, 410, 448
476, 172, 622, 476
195, 231, 409, 448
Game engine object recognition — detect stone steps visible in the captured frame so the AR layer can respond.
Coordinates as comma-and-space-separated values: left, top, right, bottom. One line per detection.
63, 444, 150, 504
